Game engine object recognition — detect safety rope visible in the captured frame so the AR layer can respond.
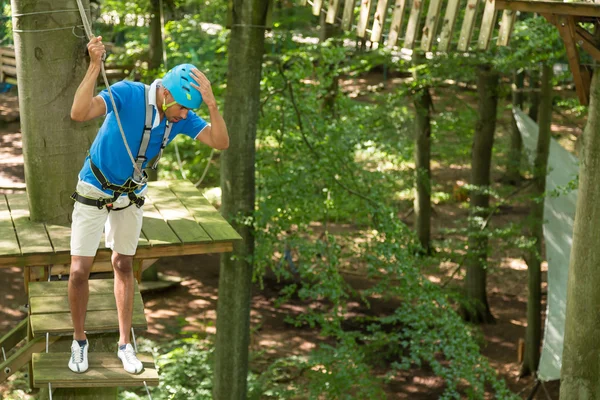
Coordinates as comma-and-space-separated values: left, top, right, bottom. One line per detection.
74, 0, 145, 183
131, 327, 153, 400
47, 267, 52, 400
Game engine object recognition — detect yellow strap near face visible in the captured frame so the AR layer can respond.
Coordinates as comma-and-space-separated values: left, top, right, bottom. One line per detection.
162, 100, 178, 112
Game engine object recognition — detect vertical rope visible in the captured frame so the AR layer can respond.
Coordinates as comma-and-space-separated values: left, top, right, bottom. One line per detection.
131, 327, 153, 399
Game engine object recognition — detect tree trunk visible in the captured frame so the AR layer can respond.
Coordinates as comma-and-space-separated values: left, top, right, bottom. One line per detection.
214, 0, 269, 398
463, 64, 498, 324
559, 70, 600, 399
528, 68, 540, 123
148, 0, 164, 71
506, 70, 525, 185
10, 0, 97, 224
319, 9, 340, 115
521, 64, 553, 377
412, 51, 432, 254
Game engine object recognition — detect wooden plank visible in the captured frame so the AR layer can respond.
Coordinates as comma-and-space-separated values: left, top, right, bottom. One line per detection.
0, 336, 59, 383
30, 293, 144, 315
1, 56, 16, 66
141, 195, 181, 247
2, 65, 17, 77
43, 223, 71, 254
495, 0, 600, 18
30, 306, 147, 336
0, 241, 234, 268
167, 181, 242, 242
575, 26, 600, 62
478, 0, 498, 50
342, 0, 356, 30
556, 15, 589, 105
0, 318, 27, 352
457, 0, 481, 51
0, 195, 21, 256
313, 0, 324, 16
404, 0, 425, 49
0, 47, 15, 57
146, 182, 212, 244
33, 352, 159, 388
29, 279, 119, 297
387, 0, 408, 47
6, 194, 54, 255
421, 0, 443, 51
496, 9, 516, 46
327, 0, 342, 23
370, 0, 390, 43
438, 0, 461, 51
357, 0, 373, 38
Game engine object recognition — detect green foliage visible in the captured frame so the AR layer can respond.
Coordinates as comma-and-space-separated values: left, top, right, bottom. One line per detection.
119, 337, 294, 399
0, 1, 11, 45
251, 43, 518, 398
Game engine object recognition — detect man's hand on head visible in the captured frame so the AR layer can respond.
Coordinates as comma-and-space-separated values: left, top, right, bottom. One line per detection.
190, 68, 217, 109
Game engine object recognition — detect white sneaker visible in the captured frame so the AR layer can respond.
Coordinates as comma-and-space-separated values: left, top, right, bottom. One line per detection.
68, 339, 89, 373
117, 343, 144, 374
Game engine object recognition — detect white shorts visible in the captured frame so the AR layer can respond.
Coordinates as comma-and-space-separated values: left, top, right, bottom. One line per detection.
70, 181, 146, 257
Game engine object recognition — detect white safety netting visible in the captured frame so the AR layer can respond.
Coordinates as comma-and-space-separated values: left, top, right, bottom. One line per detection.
513, 107, 579, 381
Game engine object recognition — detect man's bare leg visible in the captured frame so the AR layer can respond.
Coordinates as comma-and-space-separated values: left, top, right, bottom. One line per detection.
112, 251, 134, 345
69, 255, 95, 340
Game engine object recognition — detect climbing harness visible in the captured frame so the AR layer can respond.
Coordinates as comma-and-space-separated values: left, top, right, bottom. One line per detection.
70, 84, 173, 211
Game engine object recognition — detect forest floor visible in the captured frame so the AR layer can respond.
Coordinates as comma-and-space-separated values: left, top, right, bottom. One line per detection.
0, 72, 586, 399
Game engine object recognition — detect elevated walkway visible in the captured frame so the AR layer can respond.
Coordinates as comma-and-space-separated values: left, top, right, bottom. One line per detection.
0, 179, 241, 393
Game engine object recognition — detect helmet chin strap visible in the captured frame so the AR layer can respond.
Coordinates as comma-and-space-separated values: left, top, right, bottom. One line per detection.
162, 92, 178, 112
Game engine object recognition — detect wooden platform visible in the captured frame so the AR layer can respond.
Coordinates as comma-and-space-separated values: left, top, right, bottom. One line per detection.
33, 352, 159, 388
28, 279, 146, 337
0, 180, 241, 268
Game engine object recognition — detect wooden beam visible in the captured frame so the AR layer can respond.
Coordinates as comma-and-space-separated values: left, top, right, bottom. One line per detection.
357, 0, 373, 38
458, 0, 481, 51
370, 0, 390, 43
312, 0, 323, 16
404, 0, 425, 49
341, 0, 355, 30
495, 0, 600, 18
575, 26, 600, 62
421, 0, 444, 51
326, 0, 342, 24
438, 0, 461, 51
386, 0, 408, 47
556, 15, 589, 105
496, 9, 516, 46
478, 0, 498, 50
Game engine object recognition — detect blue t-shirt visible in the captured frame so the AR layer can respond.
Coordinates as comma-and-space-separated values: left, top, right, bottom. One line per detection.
78, 81, 208, 195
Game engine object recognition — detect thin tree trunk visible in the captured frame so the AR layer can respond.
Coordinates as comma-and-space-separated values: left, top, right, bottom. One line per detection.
412, 52, 432, 253
11, 0, 97, 224
506, 70, 525, 185
520, 64, 553, 377
148, 0, 164, 71
213, 0, 269, 398
559, 69, 600, 399
320, 8, 340, 115
463, 64, 498, 324
528, 69, 540, 123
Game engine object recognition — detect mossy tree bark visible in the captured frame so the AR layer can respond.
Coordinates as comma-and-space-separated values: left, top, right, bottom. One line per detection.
559, 70, 600, 399
463, 64, 498, 324
521, 64, 553, 377
412, 51, 432, 254
10, 0, 97, 224
214, 0, 269, 398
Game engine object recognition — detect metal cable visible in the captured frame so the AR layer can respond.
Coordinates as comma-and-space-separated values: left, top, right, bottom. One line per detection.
1, 347, 5, 362
12, 8, 89, 17
131, 327, 153, 399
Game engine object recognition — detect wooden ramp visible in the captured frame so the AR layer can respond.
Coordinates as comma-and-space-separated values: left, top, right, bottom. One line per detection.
33, 352, 159, 388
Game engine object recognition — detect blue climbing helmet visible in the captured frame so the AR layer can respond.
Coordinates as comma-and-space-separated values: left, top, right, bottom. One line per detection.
161, 64, 203, 109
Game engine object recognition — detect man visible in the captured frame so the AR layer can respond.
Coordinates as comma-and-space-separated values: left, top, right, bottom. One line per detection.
67, 36, 229, 374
